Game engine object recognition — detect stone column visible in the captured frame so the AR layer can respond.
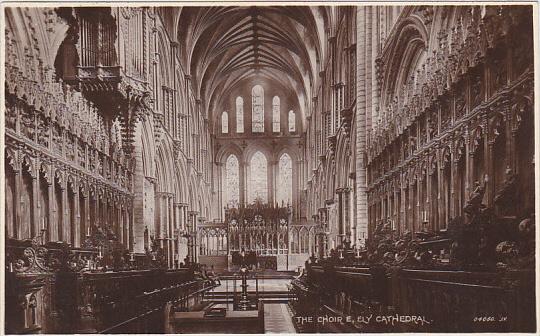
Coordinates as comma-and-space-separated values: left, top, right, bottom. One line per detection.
154, 192, 162, 240
242, 161, 249, 205
450, 150, 457, 220
349, 188, 355, 241
355, 6, 369, 243
83, 191, 90, 239
216, 162, 224, 219
12, 168, 21, 240
409, 182, 415, 233
336, 188, 344, 244
124, 207, 131, 249
464, 132, 471, 198
486, 138, 494, 207
60, 179, 66, 242
122, 201, 127, 245
73, 185, 80, 247
95, 191, 101, 228
381, 191, 386, 221
193, 211, 199, 263
294, 158, 303, 219
180, 203, 187, 231
173, 202, 179, 231
117, 202, 123, 245
31, 169, 39, 238
185, 75, 193, 159
152, 192, 158, 241
393, 188, 399, 233
400, 181, 406, 235
416, 178, 422, 233
169, 195, 174, 268
426, 172, 432, 230
46, 180, 56, 241
438, 160, 444, 230
269, 160, 277, 205
161, 194, 167, 249
174, 202, 182, 267
187, 211, 197, 264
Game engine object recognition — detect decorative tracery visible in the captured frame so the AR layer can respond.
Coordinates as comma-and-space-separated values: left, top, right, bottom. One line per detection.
225, 155, 240, 207
288, 110, 296, 132
277, 153, 292, 205
236, 96, 244, 133
272, 96, 280, 132
252, 85, 264, 132
248, 151, 268, 203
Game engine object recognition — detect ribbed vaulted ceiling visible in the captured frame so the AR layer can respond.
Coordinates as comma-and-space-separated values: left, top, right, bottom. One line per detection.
174, 6, 330, 128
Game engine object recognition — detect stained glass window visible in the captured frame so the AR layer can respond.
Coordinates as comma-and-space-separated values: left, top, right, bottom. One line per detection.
288, 110, 296, 132
249, 151, 267, 203
277, 153, 292, 205
252, 85, 264, 132
221, 111, 228, 134
225, 155, 239, 207
272, 96, 280, 133
236, 97, 244, 133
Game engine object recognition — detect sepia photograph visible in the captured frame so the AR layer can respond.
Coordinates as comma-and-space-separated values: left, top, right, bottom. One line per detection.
2, 2, 537, 334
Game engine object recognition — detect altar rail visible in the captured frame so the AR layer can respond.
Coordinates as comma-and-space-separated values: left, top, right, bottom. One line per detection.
289, 265, 535, 333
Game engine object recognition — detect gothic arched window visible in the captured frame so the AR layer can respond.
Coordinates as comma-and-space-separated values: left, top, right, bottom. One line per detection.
236, 97, 244, 133
249, 151, 267, 203
288, 110, 296, 132
277, 153, 292, 205
272, 96, 280, 133
225, 155, 240, 207
252, 85, 264, 132
221, 111, 228, 134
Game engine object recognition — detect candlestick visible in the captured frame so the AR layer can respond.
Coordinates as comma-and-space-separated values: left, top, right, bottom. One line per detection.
41, 217, 45, 230
87, 225, 91, 237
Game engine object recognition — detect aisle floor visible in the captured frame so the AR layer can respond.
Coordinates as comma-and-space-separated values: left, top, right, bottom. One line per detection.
264, 303, 296, 334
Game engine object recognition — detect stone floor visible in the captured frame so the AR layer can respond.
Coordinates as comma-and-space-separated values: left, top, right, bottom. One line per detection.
264, 303, 296, 333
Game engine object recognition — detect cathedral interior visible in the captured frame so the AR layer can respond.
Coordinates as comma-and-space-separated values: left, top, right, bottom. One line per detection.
3, 4, 536, 334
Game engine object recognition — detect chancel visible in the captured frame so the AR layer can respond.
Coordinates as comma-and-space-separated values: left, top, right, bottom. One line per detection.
3, 4, 536, 334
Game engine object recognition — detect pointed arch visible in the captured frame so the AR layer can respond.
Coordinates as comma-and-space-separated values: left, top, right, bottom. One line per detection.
236, 96, 244, 133
272, 96, 280, 133
277, 153, 293, 206
288, 110, 296, 132
252, 85, 264, 132
248, 151, 268, 203
221, 111, 229, 134
225, 154, 240, 208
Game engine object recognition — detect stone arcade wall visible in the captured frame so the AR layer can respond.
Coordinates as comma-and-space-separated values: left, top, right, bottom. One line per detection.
365, 5, 535, 235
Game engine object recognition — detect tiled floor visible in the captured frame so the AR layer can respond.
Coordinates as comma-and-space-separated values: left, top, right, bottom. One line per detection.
264, 303, 296, 334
